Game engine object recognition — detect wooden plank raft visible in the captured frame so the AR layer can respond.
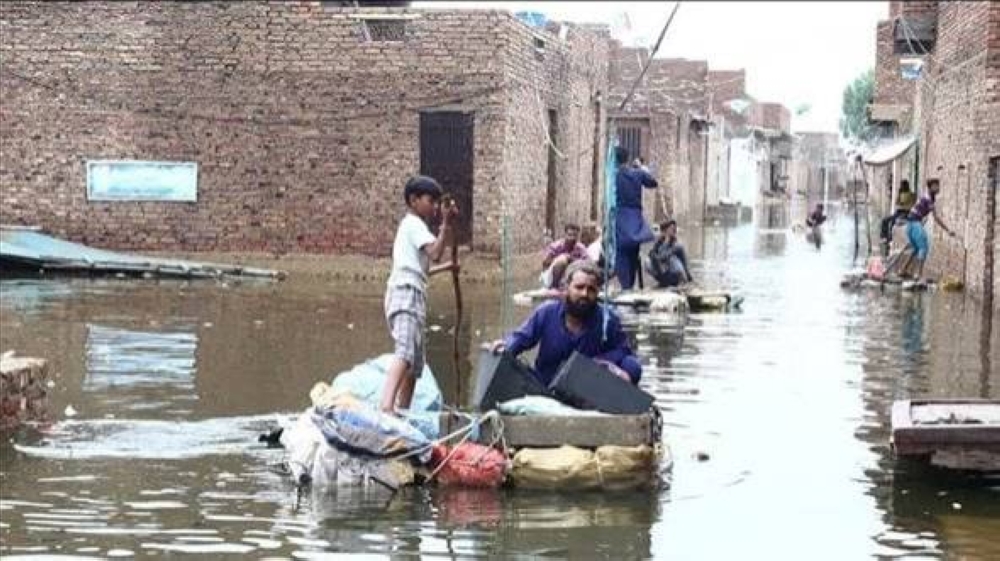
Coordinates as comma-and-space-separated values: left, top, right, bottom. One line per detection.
891, 399, 1000, 457
512, 287, 740, 313
439, 411, 659, 449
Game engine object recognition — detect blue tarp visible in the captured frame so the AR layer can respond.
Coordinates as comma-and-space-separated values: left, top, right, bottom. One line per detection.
329, 354, 443, 440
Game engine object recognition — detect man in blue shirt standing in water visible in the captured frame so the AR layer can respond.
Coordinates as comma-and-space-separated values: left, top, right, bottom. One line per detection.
613, 146, 659, 291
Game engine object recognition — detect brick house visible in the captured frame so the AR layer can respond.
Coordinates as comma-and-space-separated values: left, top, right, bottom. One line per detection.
790, 132, 847, 204
607, 43, 711, 223
0, 2, 611, 257
869, 0, 998, 308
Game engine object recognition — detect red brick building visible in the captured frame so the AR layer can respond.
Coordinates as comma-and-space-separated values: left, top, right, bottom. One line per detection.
0, 2, 611, 257
869, 0, 999, 308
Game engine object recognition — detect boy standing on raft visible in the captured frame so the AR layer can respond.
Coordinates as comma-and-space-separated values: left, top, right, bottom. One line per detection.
380, 175, 459, 414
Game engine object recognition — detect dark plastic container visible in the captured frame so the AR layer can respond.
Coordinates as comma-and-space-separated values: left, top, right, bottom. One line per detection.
473, 348, 551, 411
548, 351, 655, 414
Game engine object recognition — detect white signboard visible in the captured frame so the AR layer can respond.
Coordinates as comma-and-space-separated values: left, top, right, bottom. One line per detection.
87, 160, 198, 202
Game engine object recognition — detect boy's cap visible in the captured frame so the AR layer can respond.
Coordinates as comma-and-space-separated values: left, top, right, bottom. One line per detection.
404, 175, 444, 203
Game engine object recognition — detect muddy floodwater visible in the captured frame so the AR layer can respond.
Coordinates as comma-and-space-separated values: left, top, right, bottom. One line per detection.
2, 204, 999, 560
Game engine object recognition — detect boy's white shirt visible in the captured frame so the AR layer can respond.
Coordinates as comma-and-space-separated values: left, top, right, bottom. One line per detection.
387, 212, 437, 292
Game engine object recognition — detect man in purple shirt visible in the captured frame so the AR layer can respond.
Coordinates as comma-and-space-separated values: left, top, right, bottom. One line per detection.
898, 178, 955, 279
492, 260, 642, 385
539, 223, 590, 289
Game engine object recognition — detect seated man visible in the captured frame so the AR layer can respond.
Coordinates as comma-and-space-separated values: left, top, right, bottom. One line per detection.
646, 220, 693, 288
539, 222, 589, 289
580, 223, 604, 268
492, 260, 642, 385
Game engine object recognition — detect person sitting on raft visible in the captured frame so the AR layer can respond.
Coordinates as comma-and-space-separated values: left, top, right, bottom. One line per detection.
539, 222, 589, 290
490, 260, 642, 385
646, 219, 693, 288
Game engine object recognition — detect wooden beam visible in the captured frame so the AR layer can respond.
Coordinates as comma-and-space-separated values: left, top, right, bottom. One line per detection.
442, 412, 657, 449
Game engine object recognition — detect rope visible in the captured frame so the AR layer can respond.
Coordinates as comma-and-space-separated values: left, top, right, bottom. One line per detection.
425, 410, 503, 483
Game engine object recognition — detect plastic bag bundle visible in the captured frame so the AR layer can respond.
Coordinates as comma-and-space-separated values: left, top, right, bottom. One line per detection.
431, 442, 508, 488
327, 354, 443, 440
311, 401, 433, 465
280, 408, 328, 486
497, 395, 607, 417
280, 408, 417, 490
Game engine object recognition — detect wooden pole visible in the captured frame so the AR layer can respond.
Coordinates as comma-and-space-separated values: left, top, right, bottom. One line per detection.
446, 197, 464, 405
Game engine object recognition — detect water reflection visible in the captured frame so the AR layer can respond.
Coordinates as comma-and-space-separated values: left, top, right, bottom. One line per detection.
85, 324, 199, 417
2, 201, 999, 559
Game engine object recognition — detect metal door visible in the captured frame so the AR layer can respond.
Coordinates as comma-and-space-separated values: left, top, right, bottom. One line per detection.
419, 112, 474, 245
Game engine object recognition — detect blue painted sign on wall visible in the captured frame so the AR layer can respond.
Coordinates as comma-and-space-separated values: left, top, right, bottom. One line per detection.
86, 160, 198, 202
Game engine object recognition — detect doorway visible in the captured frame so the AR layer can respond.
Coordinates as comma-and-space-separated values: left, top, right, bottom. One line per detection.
419, 111, 474, 245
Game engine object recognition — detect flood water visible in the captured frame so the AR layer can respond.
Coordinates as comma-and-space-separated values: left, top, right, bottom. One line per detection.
2, 202, 999, 560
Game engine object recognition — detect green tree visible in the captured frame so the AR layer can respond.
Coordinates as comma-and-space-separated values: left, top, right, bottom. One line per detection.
839, 69, 875, 141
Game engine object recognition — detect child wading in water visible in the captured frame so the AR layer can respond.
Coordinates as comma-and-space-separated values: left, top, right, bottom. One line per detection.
380, 175, 458, 414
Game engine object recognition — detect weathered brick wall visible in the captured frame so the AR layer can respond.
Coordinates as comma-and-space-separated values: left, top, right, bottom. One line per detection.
792, 132, 843, 201
874, 20, 916, 105
498, 20, 609, 254
0, 356, 49, 431
899, 1, 939, 20
607, 43, 649, 114
917, 1, 996, 306
989, 3, 1000, 304
0, 2, 607, 257
708, 69, 750, 132
751, 102, 791, 134
645, 59, 708, 222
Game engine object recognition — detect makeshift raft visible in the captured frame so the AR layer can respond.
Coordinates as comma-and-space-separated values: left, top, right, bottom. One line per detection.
0, 226, 284, 280
840, 271, 935, 293
891, 399, 1000, 470
512, 286, 741, 313
275, 355, 668, 492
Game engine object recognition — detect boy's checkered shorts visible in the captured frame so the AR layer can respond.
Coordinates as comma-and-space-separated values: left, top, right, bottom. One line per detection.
384, 285, 426, 378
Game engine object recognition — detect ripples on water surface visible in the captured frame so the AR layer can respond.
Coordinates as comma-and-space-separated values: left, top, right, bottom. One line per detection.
1, 206, 998, 560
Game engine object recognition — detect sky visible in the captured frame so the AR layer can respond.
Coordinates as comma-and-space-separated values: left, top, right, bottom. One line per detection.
414, 1, 887, 134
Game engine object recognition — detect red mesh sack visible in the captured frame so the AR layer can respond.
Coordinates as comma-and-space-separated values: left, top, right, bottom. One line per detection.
431, 442, 507, 488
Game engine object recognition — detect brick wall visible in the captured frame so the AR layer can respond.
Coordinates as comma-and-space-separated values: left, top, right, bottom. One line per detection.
0, 2, 609, 257
900, 1, 938, 20
708, 69, 750, 131
0, 356, 49, 431
874, 20, 916, 105
498, 20, 610, 251
916, 1, 997, 307
644, 58, 709, 221
753, 102, 791, 134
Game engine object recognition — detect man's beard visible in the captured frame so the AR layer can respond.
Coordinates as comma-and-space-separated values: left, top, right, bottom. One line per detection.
565, 297, 597, 319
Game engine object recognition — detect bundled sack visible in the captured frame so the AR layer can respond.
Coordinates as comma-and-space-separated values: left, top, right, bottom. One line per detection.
430, 442, 508, 488
328, 354, 443, 440
279, 407, 416, 490
510, 444, 656, 490
309, 383, 433, 465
